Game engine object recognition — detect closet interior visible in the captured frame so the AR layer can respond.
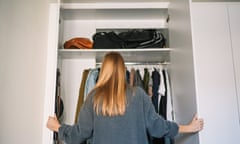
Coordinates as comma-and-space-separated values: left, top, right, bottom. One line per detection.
45, 1, 240, 144
55, 0, 178, 144
57, 0, 171, 123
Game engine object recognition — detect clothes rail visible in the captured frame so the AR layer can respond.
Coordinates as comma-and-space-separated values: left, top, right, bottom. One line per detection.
96, 61, 170, 66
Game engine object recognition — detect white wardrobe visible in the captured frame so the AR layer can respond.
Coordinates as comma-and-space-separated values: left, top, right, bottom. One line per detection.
43, 0, 240, 144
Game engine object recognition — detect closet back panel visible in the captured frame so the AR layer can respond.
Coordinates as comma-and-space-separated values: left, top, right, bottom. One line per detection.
60, 58, 96, 124
59, 20, 96, 47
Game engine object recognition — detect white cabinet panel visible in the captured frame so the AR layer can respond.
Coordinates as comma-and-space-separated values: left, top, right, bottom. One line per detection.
191, 3, 240, 144
228, 4, 240, 122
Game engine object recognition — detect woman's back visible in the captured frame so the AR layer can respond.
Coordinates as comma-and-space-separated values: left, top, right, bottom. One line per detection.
91, 86, 149, 144
58, 86, 178, 144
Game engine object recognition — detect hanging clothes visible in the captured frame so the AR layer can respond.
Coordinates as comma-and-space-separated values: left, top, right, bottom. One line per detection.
163, 69, 175, 144
126, 69, 130, 84
165, 69, 174, 121
130, 68, 135, 87
143, 68, 150, 93
151, 68, 160, 113
84, 68, 99, 101
73, 64, 174, 144
148, 73, 153, 97
74, 69, 90, 123
150, 68, 164, 144
158, 69, 166, 97
54, 69, 64, 144
158, 69, 167, 119
135, 69, 144, 88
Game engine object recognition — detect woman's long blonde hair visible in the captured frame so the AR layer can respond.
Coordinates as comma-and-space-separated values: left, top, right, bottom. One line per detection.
93, 52, 127, 116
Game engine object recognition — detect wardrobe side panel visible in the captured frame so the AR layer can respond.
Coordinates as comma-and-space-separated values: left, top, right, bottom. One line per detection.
43, 2, 60, 144
191, 3, 240, 144
61, 58, 96, 124
228, 4, 240, 123
169, 0, 198, 144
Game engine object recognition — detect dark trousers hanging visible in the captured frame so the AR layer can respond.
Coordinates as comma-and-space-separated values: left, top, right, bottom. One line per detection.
151, 69, 160, 112
151, 69, 165, 144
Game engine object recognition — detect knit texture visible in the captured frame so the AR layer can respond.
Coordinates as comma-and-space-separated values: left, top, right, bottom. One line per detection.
59, 86, 179, 144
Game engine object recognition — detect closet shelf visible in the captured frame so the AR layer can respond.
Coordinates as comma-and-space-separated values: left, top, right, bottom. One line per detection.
61, 2, 169, 9
58, 48, 171, 63
60, 2, 169, 26
94, 20, 168, 29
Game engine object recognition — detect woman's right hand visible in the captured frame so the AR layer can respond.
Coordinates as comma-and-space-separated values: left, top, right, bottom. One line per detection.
46, 114, 61, 132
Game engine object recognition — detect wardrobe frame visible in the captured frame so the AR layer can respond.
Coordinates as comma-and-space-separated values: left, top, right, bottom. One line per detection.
43, 1, 240, 144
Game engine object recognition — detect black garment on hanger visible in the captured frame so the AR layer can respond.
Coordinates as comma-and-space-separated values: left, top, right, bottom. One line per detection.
126, 69, 130, 84
54, 69, 64, 144
151, 69, 166, 144
151, 68, 160, 112
134, 69, 144, 88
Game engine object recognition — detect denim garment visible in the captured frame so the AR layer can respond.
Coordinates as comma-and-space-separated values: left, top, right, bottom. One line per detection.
84, 68, 99, 101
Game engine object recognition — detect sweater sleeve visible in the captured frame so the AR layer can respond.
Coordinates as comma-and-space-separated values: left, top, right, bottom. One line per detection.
58, 95, 94, 144
141, 87, 179, 138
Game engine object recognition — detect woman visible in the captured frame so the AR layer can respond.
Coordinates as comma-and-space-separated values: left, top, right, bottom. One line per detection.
47, 51, 204, 144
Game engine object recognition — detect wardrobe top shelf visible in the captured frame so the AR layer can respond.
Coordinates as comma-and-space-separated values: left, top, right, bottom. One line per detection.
58, 48, 171, 63
60, 2, 169, 27
60, 2, 169, 9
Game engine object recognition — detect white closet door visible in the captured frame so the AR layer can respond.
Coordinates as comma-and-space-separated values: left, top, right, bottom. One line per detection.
228, 4, 240, 122
191, 3, 240, 144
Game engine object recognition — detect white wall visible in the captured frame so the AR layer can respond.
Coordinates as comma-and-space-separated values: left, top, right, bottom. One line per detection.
0, 0, 49, 143
193, 0, 240, 2
228, 4, 240, 121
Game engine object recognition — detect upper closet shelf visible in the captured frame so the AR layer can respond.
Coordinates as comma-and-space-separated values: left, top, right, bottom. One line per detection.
60, 2, 169, 29
58, 48, 171, 63
61, 2, 169, 9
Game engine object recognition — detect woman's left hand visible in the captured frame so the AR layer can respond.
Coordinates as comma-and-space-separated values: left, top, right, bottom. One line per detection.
179, 113, 204, 133
188, 113, 204, 132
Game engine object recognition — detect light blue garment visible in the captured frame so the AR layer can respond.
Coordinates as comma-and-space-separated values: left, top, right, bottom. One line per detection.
84, 68, 99, 101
